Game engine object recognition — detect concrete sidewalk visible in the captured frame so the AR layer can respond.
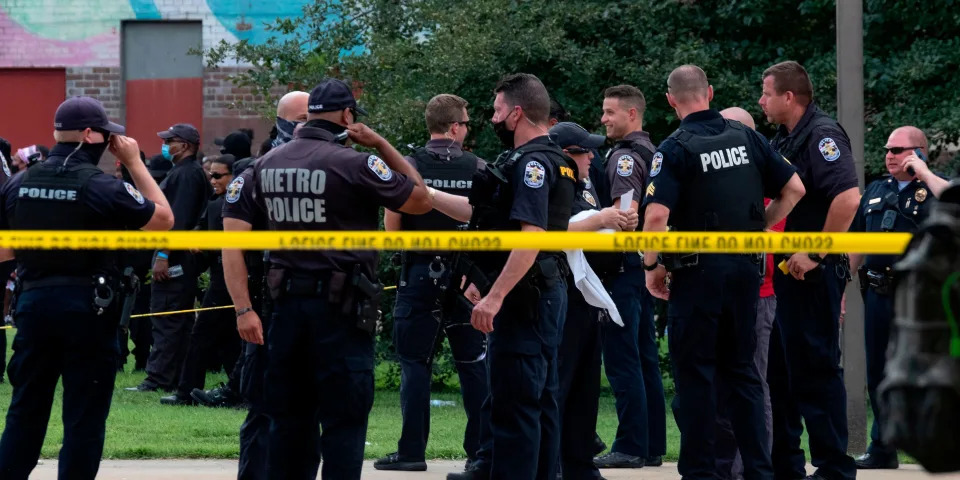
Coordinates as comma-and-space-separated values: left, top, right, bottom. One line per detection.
27, 459, 960, 479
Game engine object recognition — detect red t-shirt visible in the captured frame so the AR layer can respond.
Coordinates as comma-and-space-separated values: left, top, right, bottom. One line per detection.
760, 198, 785, 298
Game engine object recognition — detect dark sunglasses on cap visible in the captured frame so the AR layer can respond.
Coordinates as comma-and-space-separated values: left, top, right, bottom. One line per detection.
885, 146, 921, 155
565, 147, 591, 155
210, 172, 230, 180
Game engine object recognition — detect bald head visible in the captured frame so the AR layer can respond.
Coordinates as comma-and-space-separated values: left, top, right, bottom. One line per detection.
720, 107, 756, 130
276, 91, 309, 122
888, 126, 928, 153
667, 65, 710, 103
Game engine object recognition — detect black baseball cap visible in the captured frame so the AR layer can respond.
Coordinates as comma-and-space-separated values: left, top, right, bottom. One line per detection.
549, 122, 605, 149
53, 96, 125, 134
157, 123, 201, 145
308, 78, 368, 116
216, 131, 252, 158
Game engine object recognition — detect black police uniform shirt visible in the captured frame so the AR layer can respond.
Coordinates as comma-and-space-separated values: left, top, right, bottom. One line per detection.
643, 109, 796, 217
222, 125, 415, 278
507, 135, 568, 231
200, 193, 228, 291
850, 175, 935, 271
0, 144, 156, 273
159, 154, 213, 269
606, 131, 656, 205
770, 103, 859, 232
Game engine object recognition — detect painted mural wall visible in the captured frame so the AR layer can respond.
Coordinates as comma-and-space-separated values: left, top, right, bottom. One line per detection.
0, 0, 311, 67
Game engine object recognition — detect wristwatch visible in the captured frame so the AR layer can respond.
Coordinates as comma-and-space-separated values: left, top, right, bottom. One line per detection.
808, 253, 825, 264
643, 259, 659, 271
235, 307, 254, 317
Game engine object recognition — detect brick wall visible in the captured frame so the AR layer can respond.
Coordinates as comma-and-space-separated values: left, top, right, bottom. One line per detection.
65, 67, 123, 120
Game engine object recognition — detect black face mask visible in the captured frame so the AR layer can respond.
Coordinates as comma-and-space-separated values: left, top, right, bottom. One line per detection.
492, 117, 515, 149
80, 140, 110, 163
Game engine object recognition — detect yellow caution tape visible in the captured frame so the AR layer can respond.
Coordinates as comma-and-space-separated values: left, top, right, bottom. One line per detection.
0, 230, 912, 254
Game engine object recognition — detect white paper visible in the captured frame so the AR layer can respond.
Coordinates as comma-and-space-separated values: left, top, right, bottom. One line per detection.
564, 210, 623, 326
619, 189, 634, 212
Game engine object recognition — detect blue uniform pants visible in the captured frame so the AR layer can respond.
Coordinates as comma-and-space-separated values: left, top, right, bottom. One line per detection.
864, 286, 896, 459
600, 266, 666, 458
770, 263, 856, 480
0, 286, 119, 480
558, 282, 603, 480
393, 259, 489, 461
264, 292, 374, 480
668, 256, 773, 480
488, 277, 566, 480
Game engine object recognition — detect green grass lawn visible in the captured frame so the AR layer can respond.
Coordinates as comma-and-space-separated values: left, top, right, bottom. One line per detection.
0, 329, 906, 462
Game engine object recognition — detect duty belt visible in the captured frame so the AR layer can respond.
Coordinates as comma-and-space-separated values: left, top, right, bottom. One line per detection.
860, 267, 894, 295
662, 252, 762, 272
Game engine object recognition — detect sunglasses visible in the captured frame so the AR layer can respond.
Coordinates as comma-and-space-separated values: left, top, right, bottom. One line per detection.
885, 146, 921, 155
565, 147, 591, 155
210, 172, 230, 180
451, 120, 470, 127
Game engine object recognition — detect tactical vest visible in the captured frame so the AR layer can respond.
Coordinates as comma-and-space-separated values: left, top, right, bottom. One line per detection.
670, 121, 765, 232
468, 144, 576, 272
401, 147, 478, 231
606, 138, 655, 169
771, 104, 849, 162
572, 181, 623, 278
13, 162, 118, 279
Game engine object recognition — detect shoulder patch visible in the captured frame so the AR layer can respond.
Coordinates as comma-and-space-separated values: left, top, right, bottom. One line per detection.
225, 176, 244, 204
0, 152, 10, 178
616, 155, 634, 177
650, 152, 663, 177
123, 182, 145, 205
523, 160, 546, 188
818, 137, 841, 162
367, 155, 393, 181
582, 190, 597, 207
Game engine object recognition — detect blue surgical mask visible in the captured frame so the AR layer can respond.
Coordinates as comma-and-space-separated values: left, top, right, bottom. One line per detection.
161, 143, 173, 161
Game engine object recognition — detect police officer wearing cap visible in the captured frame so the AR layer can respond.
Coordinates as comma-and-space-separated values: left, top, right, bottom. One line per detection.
642, 65, 804, 480
595, 84, 665, 469
848, 126, 949, 470
758, 61, 861, 480
222, 78, 431, 480
550, 121, 632, 480
218, 131, 253, 160
431, 73, 577, 480
0, 96, 174, 479
375, 94, 489, 472
128, 123, 212, 392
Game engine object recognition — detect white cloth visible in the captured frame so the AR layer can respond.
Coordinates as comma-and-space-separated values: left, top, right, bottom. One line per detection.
563, 210, 623, 326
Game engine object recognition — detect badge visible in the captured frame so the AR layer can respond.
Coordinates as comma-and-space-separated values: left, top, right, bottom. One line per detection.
915, 188, 928, 203
616, 155, 634, 177
583, 177, 592, 190
650, 152, 663, 177
523, 160, 545, 189
0, 151, 10, 178
225, 176, 244, 204
367, 155, 393, 181
582, 190, 597, 207
818, 137, 841, 162
123, 182, 145, 205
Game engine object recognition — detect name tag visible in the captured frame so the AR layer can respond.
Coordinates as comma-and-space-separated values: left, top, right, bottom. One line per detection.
868, 197, 881, 205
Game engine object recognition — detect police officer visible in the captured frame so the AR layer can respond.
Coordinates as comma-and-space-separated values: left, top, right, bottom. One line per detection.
222, 78, 431, 480
0, 96, 174, 479
129, 122, 212, 392
848, 126, 948, 469
759, 61, 861, 480
642, 65, 804, 479
0, 137, 15, 382
550, 121, 630, 480
374, 94, 489, 472
595, 84, 664, 469
431, 73, 576, 480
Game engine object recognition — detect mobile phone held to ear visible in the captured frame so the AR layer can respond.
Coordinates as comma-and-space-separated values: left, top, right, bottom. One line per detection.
908, 148, 927, 176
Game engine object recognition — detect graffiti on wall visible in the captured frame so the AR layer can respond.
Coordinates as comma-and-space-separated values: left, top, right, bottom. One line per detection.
0, 0, 311, 67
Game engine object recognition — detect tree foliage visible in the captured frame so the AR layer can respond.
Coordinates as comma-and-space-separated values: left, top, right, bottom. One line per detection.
205, 0, 960, 174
